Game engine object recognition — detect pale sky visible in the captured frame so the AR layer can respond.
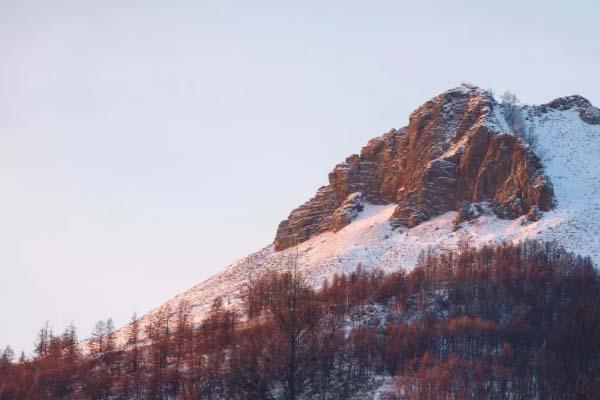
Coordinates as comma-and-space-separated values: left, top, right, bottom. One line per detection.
1, 0, 598, 354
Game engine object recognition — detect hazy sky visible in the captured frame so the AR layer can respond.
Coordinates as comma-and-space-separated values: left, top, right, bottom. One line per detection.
1, 0, 598, 354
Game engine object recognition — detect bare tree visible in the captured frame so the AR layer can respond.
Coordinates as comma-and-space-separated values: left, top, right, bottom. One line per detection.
262, 267, 321, 400
90, 320, 106, 355
34, 321, 52, 358
0, 346, 14, 366
500, 90, 538, 149
500, 91, 524, 135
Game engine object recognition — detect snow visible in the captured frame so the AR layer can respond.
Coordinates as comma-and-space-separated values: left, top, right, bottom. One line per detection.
523, 108, 600, 262
486, 101, 512, 133
372, 376, 396, 400
116, 97, 600, 360
438, 85, 511, 161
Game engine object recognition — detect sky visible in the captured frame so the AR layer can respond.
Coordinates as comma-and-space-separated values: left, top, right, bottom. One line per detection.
1, 0, 599, 354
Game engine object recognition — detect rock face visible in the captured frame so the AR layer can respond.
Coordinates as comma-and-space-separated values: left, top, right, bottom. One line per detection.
332, 192, 365, 232
274, 85, 561, 251
452, 202, 489, 231
540, 95, 600, 125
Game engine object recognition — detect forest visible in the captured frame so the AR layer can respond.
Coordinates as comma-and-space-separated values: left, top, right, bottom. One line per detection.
1, 240, 600, 400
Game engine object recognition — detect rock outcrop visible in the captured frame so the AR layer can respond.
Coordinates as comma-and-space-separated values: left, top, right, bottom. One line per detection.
331, 192, 365, 232
274, 85, 560, 251
452, 202, 489, 231
539, 95, 600, 125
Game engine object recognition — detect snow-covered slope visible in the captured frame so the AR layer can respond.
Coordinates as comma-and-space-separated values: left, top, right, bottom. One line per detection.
117, 88, 600, 345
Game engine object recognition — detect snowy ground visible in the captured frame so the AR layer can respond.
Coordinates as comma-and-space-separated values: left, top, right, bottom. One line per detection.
524, 108, 600, 263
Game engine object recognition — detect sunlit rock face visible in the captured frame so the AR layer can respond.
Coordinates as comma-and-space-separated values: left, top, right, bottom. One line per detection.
274, 85, 556, 251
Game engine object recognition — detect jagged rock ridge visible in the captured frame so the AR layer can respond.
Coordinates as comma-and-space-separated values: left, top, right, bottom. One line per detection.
539, 95, 600, 125
275, 85, 558, 250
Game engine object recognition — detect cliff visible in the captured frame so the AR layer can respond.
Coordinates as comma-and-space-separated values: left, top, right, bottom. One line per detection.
275, 85, 557, 250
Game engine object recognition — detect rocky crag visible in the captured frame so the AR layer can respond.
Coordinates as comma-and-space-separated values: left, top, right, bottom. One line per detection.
275, 85, 565, 250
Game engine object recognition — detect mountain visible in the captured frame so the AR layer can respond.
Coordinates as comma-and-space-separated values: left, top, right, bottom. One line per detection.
8, 84, 600, 400
121, 84, 600, 343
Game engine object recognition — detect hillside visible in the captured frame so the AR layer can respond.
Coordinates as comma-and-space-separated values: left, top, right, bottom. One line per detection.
124, 84, 600, 343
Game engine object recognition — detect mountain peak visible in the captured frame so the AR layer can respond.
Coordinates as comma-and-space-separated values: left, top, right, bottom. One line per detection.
274, 86, 554, 251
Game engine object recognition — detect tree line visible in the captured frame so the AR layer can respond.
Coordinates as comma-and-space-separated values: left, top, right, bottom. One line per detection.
1, 240, 599, 399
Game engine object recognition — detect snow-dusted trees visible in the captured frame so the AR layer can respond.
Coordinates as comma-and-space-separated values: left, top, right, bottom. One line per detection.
500, 90, 526, 140
500, 90, 538, 149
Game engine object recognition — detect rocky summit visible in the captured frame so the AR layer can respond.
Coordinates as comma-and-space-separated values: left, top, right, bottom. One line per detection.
274, 85, 558, 250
